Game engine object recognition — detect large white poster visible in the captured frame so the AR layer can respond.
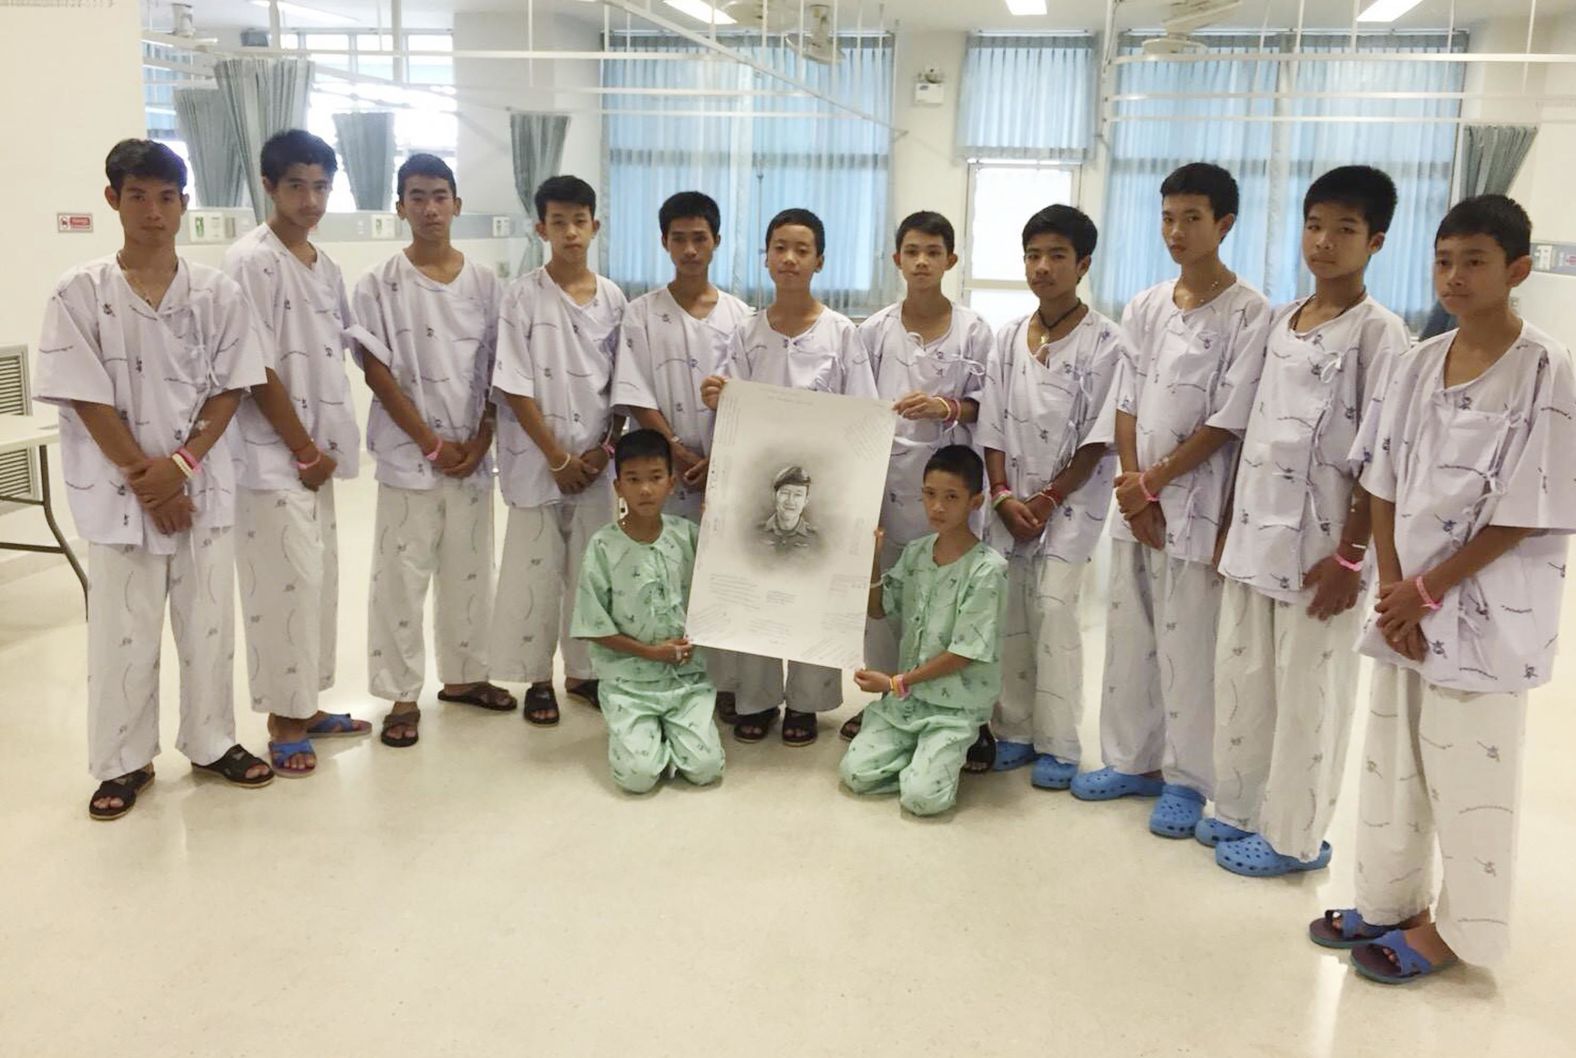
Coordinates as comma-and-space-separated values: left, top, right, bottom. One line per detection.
686, 380, 897, 669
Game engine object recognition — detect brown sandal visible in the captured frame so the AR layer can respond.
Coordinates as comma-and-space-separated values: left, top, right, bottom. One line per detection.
88, 766, 155, 821
381, 707, 422, 748
191, 745, 274, 788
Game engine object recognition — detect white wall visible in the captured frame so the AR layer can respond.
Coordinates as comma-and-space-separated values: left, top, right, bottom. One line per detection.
454, 11, 604, 218
889, 29, 969, 300
0, 3, 145, 570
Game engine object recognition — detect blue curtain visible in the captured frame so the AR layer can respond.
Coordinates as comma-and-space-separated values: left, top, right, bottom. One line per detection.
955, 33, 1096, 162
1097, 31, 1465, 331
603, 34, 894, 316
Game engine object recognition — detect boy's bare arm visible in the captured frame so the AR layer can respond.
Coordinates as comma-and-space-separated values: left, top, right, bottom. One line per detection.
1144, 424, 1235, 490
361, 355, 458, 469
250, 369, 314, 456
72, 401, 146, 469
584, 633, 691, 665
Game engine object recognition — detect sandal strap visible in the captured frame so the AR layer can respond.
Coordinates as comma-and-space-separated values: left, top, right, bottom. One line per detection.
382, 708, 421, 730
270, 738, 316, 756
1366, 930, 1433, 976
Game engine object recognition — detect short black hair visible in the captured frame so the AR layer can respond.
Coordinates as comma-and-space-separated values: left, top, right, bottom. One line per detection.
260, 128, 338, 184
397, 153, 456, 199
765, 208, 825, 257
1160, 162, 1240, 222
895, 210, 955, 255
660, 191, 721, 239
1022, 204, 1099, 260
613, 429, 672, 475
923, 444, 985, 496
1303, 165, 1398, 236
1436, 194, 1533, 263
105, 138, 187, 194
534, 175, 597, 221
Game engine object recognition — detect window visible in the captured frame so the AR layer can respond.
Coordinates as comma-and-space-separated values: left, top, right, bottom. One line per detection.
287, 31, 457, 212
603, 33, 894, 317
963, 162, 1077, 331
1097, 30, 1466, 330
143, 41, 194, 177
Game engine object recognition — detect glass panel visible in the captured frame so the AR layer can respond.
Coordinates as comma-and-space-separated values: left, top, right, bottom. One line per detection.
967, 164, 1075, 283
966, 289, 1041, 333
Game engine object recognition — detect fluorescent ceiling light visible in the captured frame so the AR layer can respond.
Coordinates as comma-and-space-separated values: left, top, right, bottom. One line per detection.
248, 1, 359, 26
1356, 0, 1426, 22
1005, 0, 1049, 12
664, 0, 737, 25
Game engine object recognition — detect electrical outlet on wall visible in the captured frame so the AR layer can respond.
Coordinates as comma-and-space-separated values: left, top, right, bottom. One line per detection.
492, 216, 512, 238
370, 213, 398, 239
189, 211, 226, 243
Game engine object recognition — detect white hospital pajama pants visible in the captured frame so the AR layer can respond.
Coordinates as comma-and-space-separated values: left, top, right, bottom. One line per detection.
736, 654, 842, 716
993, 554, 1087, 763
86, 529, 237, 780
236, 485, 338, 720
490, 491, 612, 685
602, 671, 724, 793
1098, 539, 1222, 796
1212, 579, 1361, 860
367, 480, 495, 702
840, 696, 980, 816
1355, 664, 1527, 967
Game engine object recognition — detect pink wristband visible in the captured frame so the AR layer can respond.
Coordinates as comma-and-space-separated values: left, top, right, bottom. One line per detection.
295, 450, 322, 471
1139, 472, 1160, 505
425, 438, 444, 463
601, 440, 617, 458
175, 446, 200, 474
890, 673, 910, 699
1333, 552, 1363, 573
1416, 575, 1441, 611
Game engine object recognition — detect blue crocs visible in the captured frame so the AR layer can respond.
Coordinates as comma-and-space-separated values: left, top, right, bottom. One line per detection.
1194, 817, 1254, 848
1216, 834, 1332, 877
1148, 784, 1205, 838
1069, 767, 1164, 801
1350, 929, 1458, 985
1030, 754, 1078, 790
992, 740, 1037, 771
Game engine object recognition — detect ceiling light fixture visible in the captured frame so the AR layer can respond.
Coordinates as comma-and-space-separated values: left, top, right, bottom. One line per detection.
664, 0, 738, 25
1356, 0, 1426, 23
1005, 0, 1049, 14
248, 1, 360, 27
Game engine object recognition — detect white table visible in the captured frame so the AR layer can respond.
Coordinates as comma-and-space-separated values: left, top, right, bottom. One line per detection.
0, 413, 87, 612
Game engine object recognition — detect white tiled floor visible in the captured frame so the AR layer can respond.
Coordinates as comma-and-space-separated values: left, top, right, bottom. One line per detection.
3, 474, 1575, 1058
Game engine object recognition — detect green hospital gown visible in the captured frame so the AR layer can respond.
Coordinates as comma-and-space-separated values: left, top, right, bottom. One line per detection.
839, 535, 1008, 815
570, 515, 723, 792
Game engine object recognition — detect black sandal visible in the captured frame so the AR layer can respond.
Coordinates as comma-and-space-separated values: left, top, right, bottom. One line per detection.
523, 684, 560, 726
437, 682, 517, 711
839, 710, 865, 741
380, 708, 422, 748
733, 708, 779, 743
192, 745, 274, 788
782, 708, 819, 747
88, 766, 154, 821
565, 680, 602, 711
964, 725, 996, 773
715, 691, 739, 725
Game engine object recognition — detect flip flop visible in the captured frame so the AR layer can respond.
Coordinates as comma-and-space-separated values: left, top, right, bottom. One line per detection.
437, 683, 518, 712
1030, 753, 1077, 790
782, 708, 818, 747
839, 710, 865, 741
715, 691, 739, 725
1216, 834, 1331, 877
268, 738, 317, 778
1308, 908, 1398, 950
88, 766, 154, 821
565, 681, 602, 711
734, 708, 779, 744
1148, 784, 1206, 839
992, 740, 1037, 771
305, 712, 372, 738
380, 708, 421, 748
523, 684, 560, 727
1195, 817, 1254, 847
192, 745, 275, 788
963, 726, 996, 773
1069, 767, 1165, 801
1350, 930, 1459, 985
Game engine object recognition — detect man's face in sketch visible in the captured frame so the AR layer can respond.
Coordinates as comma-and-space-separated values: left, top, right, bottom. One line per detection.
774, 483, 809, 528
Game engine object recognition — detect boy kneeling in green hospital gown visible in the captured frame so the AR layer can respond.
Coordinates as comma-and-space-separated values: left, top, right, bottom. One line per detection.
570, 429, 724, 793
841, 445, 1007, 816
